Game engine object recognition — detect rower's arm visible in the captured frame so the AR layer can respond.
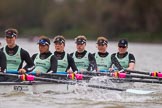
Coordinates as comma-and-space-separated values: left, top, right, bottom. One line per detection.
21, 49, 35, 72
127, 53, 135, 70
88, 53, 97, 71
66, 54, 78, 72
48, 55, 58, 73
111, 53, 123, 71
0, 51, 6, 72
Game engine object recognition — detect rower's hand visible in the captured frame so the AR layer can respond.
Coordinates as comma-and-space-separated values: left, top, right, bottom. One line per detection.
80, 69, 87, 73
67, 69, 73, 74
18, 68, 26, 74
35, 70, 41, 75
47, 71, 53, 74
118, 69, 125, 73
109, 68, 115, 72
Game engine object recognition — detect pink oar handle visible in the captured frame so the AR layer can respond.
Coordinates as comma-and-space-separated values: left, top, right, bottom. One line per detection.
20, 74, 35, 81
150, 72, 162, 78
68, 73, 83, 80
75, 74, 83, 80
112, 72, 126, 78
158, 72, 162, 78
26, 75, 35, 81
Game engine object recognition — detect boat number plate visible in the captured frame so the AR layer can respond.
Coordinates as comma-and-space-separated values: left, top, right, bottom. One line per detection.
13, 85, 29, 91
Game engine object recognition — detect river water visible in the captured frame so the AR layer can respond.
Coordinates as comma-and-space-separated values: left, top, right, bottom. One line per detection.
0, 38, 162, 108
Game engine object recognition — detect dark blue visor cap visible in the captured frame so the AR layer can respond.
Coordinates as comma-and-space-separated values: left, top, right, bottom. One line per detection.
118, 39, 128, 47
37, 39, 50, 45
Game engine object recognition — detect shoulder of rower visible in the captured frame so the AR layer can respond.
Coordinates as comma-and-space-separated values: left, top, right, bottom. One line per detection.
128, 53, 135, 61
31, 53, 38, 60
88, 52, 95, 60
20, 47, 30, 55
92, 53, 95, 56
67, 53, 72, 59
67, 53, 75, 63
111, 53, 116, 58
70, 52, 73, 57
50, 54, 57, 62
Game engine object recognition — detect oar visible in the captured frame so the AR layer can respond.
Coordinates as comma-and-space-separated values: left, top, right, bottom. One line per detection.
6, 71, 92, 80
0, 72, 76, 84
112, 72, 162, 80
78, 70, 162, 80
87, 85, 154, 94
125, 70, 150, 75
39, 73, 92, 80
77, 71, 111, 76
111, 78, 162, 84
6, 71, 162, 83
125, 70, 162, 78
0, 73, 155, 94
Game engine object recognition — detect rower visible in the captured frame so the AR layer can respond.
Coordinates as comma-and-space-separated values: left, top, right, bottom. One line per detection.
53, 35, 78, 73
111, 39, 136, 71
1, 28, 35, 74
0, 50, 7, 81
70, 35, 97, 72
31, 36, 57, 74
93, 36, 112, 72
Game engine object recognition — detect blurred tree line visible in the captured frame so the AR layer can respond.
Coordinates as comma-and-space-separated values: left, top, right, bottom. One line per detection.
0, 0, 162, 42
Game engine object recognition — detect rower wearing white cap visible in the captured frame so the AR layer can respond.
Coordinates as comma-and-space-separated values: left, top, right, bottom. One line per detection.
70, 35, 97, 72
111, 39, 135, 70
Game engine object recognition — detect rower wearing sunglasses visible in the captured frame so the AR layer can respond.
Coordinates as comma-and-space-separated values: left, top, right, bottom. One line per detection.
31, 36, 57, 74
111, 39, 135, 70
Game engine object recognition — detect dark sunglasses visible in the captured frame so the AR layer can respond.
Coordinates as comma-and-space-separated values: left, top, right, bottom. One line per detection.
119, 46, 127, 48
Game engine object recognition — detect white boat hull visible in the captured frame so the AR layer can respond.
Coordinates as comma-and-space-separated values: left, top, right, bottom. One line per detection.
0, 81, 76, 94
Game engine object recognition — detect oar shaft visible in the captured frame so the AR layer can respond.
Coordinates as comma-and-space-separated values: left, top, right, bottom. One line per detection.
77, 71, 111, 76
125, 74, 162, 80
6, 71, 92, 80
87, 85, 124, 91
112, 78, 162, 84
41, 73, 92, 80
0, 73, 77, 84
125, 70, 150, 75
